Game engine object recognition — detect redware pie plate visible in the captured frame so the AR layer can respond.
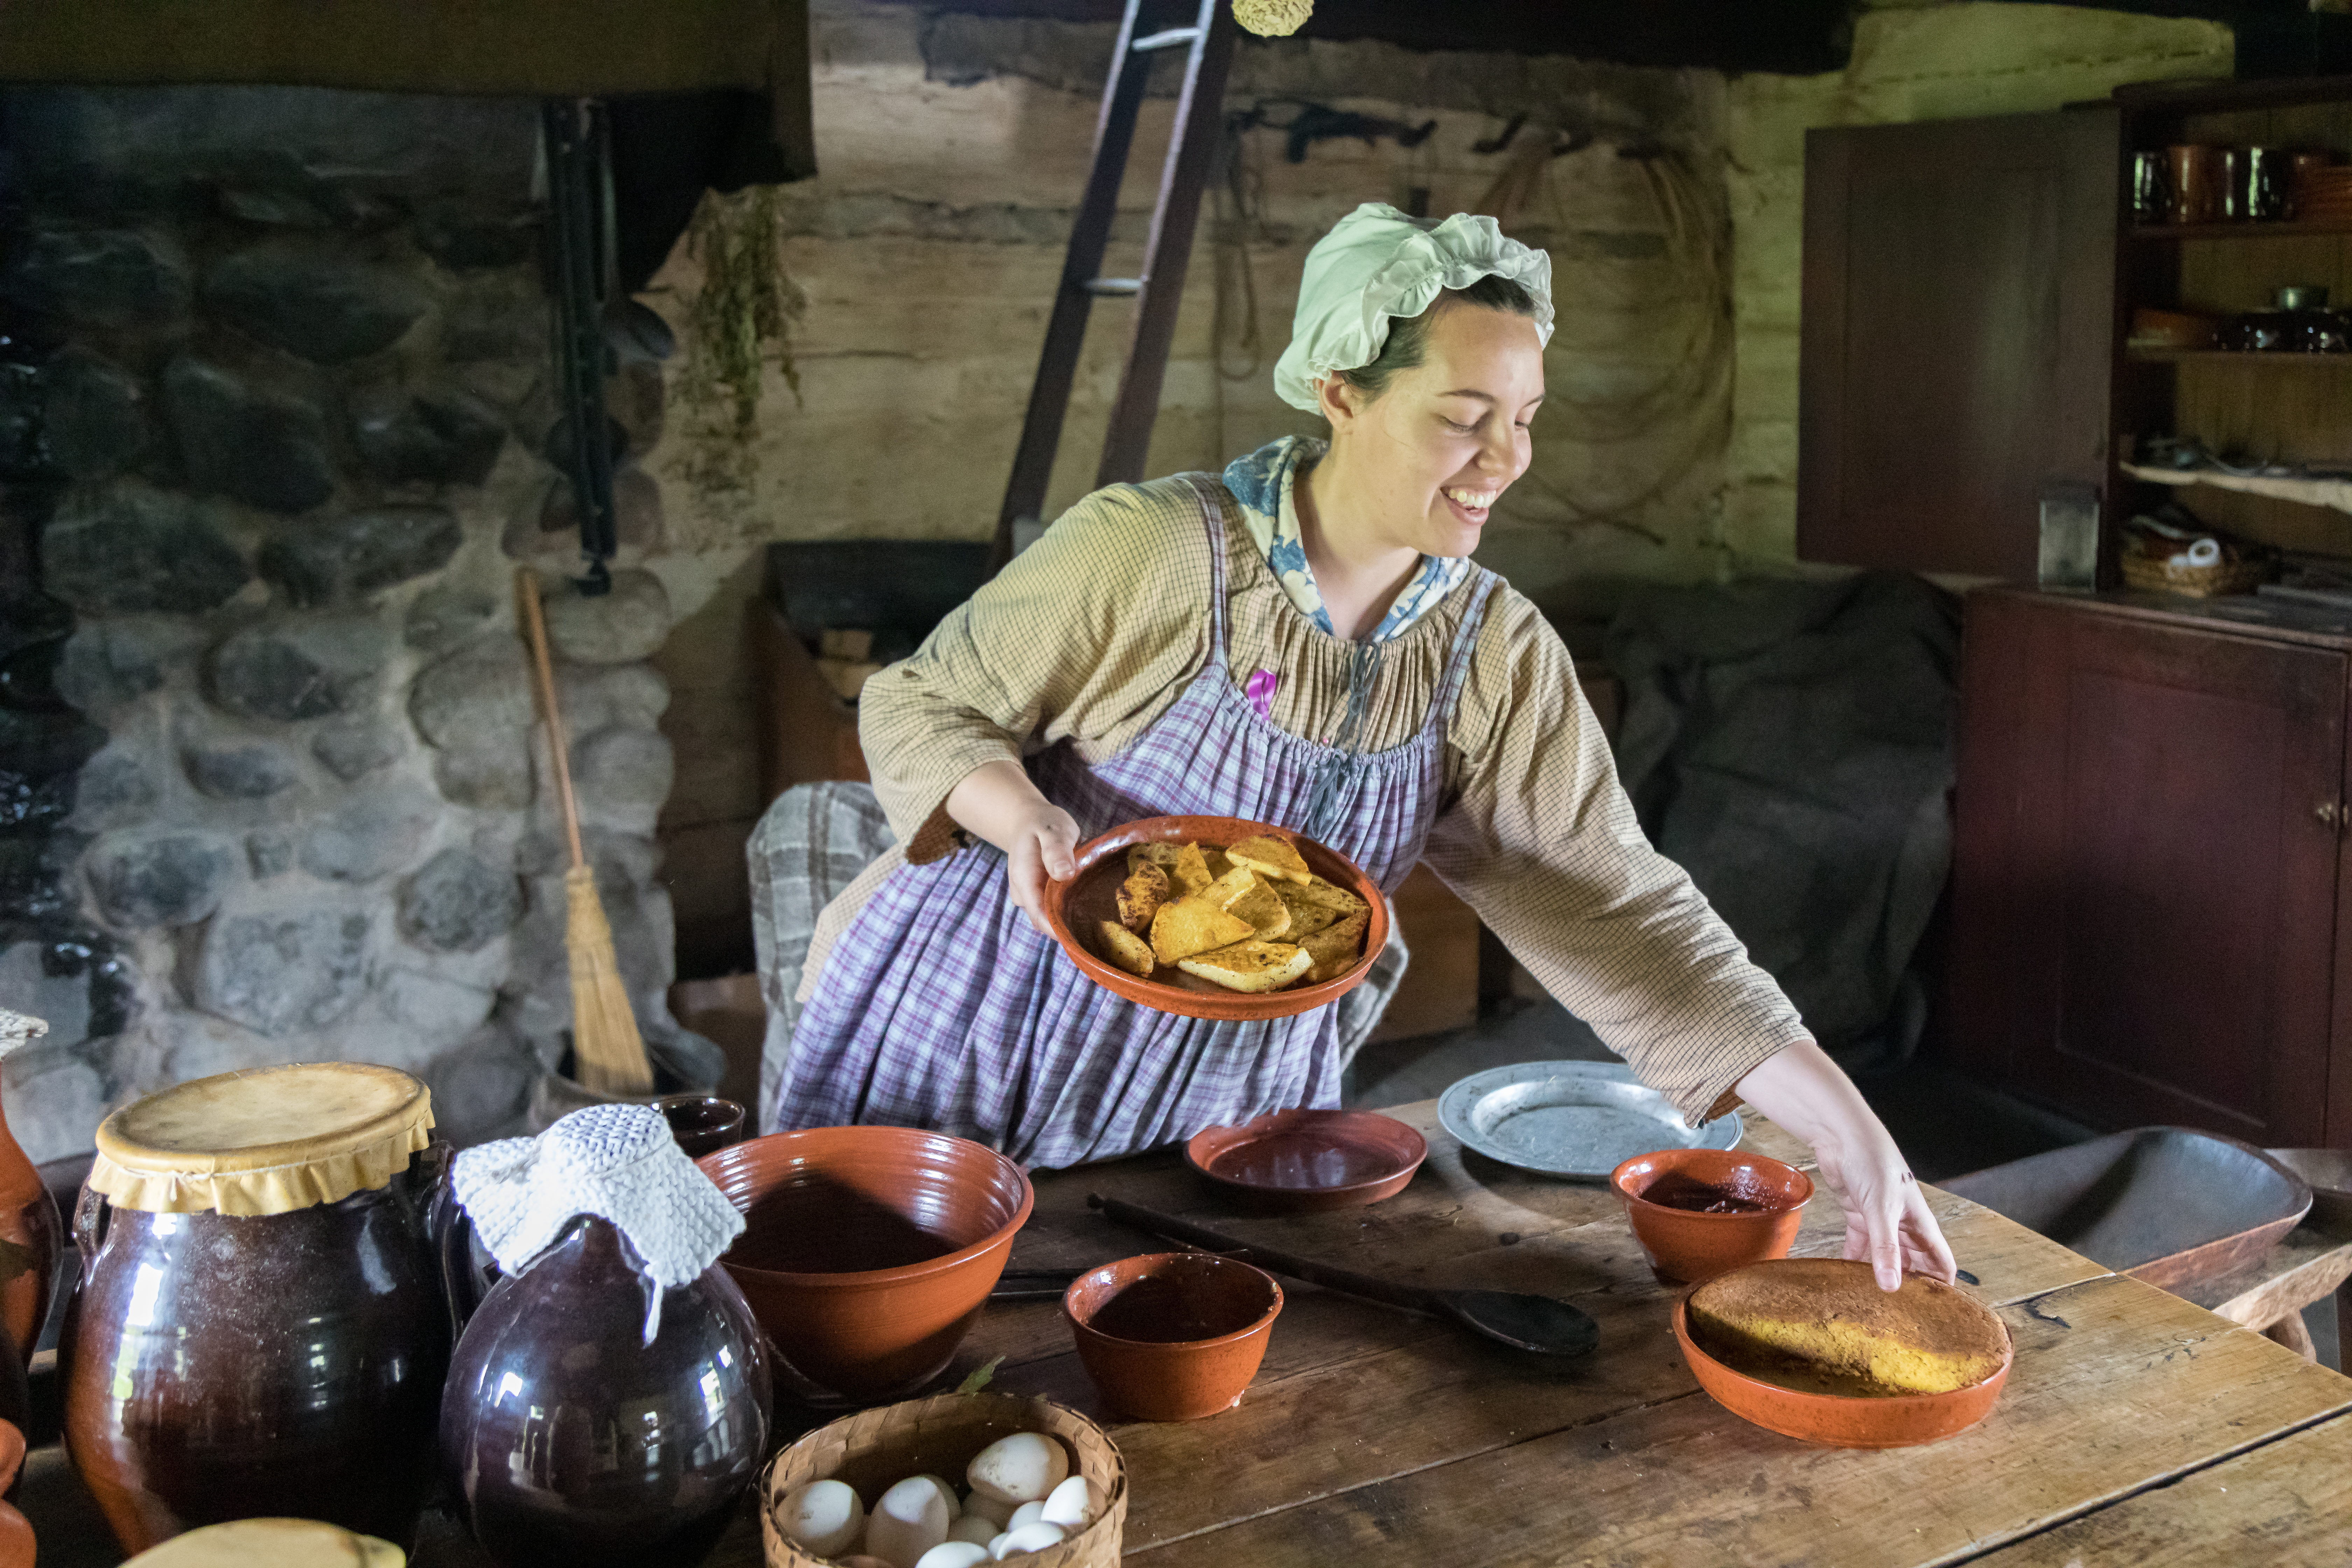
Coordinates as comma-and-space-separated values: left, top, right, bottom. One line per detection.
1041, 815, 1388, 1022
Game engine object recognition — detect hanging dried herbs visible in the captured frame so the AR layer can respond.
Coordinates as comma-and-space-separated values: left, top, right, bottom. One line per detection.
672, 184, 806, 497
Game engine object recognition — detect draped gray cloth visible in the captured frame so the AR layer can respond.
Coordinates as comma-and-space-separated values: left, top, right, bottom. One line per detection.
1603, 572, 1960, 1072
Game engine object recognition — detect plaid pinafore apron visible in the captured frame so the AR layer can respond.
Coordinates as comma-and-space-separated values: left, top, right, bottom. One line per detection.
775, 476, 1498, 1168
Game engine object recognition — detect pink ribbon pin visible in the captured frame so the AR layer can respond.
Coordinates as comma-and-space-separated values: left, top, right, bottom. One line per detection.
1244, 668, 1279, 721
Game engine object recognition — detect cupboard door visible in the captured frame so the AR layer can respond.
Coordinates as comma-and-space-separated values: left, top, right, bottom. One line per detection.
1799, 108, 2119, 578
1955, 595, 2344, 1146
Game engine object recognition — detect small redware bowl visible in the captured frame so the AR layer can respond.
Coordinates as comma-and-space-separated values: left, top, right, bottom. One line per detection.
1672, 1272, 2014, 1448
698, 1126, 1032, 1404
1611, 1147, 1813, 1284
1041, 814, 1388, 1022
1063, 1252, 1283, 1421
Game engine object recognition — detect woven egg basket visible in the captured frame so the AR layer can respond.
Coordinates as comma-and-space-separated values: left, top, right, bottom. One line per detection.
762, 1390, 1127, 1568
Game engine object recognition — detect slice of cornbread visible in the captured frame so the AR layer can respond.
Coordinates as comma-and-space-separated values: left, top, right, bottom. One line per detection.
1687, 1259, 2006, 1395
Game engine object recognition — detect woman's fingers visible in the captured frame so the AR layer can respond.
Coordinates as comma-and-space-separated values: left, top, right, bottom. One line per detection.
1005, 834, 1052, 934
1835, 1176, 1958, 1291
1006, 811, 1083, 935
1840, 1209, 1905, 1293
1903, 1186, 1959, 1283
1038, 810, 1080, 883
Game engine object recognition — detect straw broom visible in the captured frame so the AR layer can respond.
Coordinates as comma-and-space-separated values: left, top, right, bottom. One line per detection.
516, 569, 656, 1096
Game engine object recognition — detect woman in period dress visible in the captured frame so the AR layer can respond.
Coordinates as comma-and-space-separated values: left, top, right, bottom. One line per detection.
768, 204, 1953, 1288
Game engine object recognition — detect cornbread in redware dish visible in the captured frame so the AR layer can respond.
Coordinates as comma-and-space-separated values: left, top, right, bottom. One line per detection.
1687, 1258, 2006, 1396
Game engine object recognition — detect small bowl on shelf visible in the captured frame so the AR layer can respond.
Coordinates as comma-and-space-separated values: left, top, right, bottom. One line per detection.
1062, 1252, 1283, 1421
2127, 306, 2219, 352
1610, 1147, 1813, 1284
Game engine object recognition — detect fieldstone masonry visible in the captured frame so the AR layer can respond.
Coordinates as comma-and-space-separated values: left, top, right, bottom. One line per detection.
0, 85, 692, 1156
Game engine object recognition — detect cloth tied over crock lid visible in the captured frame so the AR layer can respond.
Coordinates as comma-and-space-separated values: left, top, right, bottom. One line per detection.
451, 1102, 744, 1344
1272, 201, 1555, 412
90, 1062, 435, 1218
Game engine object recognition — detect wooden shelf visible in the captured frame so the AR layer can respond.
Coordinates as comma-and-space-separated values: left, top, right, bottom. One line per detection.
2131, 218, 2352, 240
2127, 347, 2352, 364
2120, 460, 2352, 516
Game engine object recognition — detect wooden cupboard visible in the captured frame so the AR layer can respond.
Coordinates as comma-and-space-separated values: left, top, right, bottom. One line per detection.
1804, 78, 2352, 1145
1950, 588, 2352, 1147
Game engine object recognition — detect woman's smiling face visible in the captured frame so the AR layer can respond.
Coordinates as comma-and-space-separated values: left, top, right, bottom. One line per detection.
1317, 301, 1546, 559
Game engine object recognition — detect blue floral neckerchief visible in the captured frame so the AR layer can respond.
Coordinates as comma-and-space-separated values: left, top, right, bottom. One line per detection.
1220, 436, 1472, 645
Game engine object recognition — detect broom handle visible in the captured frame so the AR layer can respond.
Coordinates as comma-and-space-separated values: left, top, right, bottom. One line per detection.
516, 570, 586, 872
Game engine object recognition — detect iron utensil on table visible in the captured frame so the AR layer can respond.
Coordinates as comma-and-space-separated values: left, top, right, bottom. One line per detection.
1084, 1192, 1599, 1357
1438, 1060, 1742, 1179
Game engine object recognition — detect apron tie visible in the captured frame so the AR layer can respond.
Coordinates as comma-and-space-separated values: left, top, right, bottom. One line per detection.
1303, 638, 1384, 841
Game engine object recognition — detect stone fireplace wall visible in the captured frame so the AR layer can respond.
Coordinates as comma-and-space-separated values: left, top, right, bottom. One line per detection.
0, 87, 683, 1156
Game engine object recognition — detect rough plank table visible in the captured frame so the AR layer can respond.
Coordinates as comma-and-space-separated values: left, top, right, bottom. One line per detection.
718, 1099, 2352, 1568
20, 1101, 2352, 1566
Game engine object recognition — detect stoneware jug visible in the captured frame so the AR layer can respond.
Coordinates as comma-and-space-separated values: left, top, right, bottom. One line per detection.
62, 1063, 449, 1555
438, 1105, 771, 1567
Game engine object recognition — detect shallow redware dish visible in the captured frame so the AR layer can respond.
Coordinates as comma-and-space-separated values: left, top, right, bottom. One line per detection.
1185, 1109, 1426, 1211
1671, 1280, 2013, 1449
1611, 1147, 1813, 1284
698, 1126, 1032, 1404
1063, 1252, 1283, 1421
1042, 815, 1388, 1022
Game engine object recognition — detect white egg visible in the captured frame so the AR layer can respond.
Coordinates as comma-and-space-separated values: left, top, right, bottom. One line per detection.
1039, 1475, 1102, 1530
866, 1475, 953, 1568
780, 1478, 864, 1558
946, 1514, 1000, 1546
991, 1521, 1067, 1560
914, 1545, 992, 1568
961, 1491, 1015, 1529
1007, 1501, 1046, 1531
966, 1432, 1071, 1504
986, 1534, 1010, 1559
906, 1474, 959, 1518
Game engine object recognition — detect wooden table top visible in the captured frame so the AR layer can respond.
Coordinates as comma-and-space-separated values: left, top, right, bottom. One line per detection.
711, 1098, 2352, 1568
21, 1100, 2352, 1566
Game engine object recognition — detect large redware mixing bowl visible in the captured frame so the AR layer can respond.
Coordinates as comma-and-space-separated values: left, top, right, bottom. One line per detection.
698, 1126, 1033, 1403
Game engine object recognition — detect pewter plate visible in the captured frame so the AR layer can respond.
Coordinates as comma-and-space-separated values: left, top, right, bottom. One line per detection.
1437, 1060, 1741, 1180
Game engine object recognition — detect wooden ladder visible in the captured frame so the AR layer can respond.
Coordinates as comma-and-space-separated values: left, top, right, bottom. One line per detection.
989, 0, 1239, 569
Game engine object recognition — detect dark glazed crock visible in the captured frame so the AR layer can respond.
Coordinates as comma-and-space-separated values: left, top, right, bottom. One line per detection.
440, 1214, 771, 1567
62, 1160, 451, 1554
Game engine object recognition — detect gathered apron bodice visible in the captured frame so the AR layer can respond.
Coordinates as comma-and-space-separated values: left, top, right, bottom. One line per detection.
774, 477, 1496, 1167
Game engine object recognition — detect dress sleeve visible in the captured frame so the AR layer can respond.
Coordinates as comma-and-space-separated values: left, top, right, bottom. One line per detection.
856, 482, 1212, 862
1422, 593, 1809, 1124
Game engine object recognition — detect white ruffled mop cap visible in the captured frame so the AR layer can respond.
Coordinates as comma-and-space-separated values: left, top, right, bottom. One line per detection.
1272, 202, 1555, 413
451, 1102, 746, 1344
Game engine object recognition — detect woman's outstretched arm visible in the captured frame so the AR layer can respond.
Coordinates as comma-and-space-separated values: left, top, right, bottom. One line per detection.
1735, 1039, 1956, 1290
